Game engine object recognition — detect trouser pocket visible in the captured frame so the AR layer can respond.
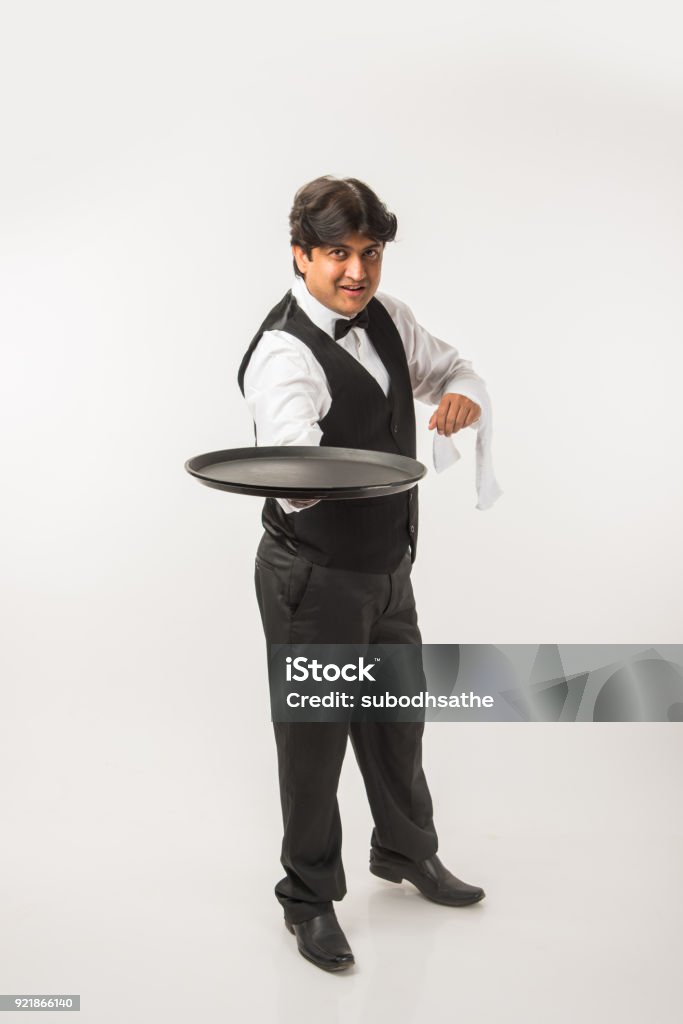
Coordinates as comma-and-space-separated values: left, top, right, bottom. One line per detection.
254, 534, 316, 625
288, 555, 315, 618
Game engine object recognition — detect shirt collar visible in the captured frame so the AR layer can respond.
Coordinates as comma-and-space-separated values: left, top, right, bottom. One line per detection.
291, 275, 350, 340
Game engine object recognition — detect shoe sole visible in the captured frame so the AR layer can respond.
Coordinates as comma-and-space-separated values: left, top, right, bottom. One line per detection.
369, 863, 486, 906
285, 921, 355, 972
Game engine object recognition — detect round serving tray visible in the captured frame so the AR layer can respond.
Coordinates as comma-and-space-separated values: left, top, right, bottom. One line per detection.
184, 446, 426, 500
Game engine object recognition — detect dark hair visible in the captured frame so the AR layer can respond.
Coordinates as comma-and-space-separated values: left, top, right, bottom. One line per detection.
289, 175, 398, 277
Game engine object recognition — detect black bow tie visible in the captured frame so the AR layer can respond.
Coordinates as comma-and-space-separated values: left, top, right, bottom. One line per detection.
334, 307, 370, 341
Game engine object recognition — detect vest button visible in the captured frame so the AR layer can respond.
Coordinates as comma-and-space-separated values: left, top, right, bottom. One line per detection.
409, 525, 415, 534
393, 424, 399, 434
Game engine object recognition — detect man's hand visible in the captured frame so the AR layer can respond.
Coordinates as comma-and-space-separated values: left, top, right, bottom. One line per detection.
428, 393, 481, 436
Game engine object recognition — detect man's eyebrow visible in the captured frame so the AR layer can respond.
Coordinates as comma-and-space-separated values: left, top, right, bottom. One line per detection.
324, 241, 382, 250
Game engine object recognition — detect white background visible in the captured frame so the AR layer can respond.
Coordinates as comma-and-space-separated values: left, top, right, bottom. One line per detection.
1, 2, 682, 1021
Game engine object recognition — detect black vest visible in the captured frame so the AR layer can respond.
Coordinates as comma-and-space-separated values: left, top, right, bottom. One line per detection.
237, 290, 418, 573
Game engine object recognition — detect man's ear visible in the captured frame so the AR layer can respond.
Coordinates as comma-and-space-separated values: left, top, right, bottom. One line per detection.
292, 244, 310, 276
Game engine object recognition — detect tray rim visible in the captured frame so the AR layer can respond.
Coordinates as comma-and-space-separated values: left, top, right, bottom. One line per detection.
184, 445, 427, 500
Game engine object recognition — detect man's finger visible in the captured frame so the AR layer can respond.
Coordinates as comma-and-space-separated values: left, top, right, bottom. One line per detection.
444, 399, 459, 435
453, 401, 470, 432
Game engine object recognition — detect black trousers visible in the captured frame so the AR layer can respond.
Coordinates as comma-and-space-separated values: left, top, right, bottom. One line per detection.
254, 531, 438, 925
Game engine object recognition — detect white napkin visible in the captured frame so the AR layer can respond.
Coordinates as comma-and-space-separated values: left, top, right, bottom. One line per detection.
432, 415, 503, 511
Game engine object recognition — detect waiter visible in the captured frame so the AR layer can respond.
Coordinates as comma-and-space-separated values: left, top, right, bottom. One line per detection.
238, 176, 500, 972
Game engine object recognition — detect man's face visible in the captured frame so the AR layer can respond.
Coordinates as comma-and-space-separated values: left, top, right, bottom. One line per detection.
292, 231, 384, 317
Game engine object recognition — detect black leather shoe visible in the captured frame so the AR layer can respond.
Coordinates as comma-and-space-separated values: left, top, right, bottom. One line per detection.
370, 851, 485, 906
285, 909, 355, 972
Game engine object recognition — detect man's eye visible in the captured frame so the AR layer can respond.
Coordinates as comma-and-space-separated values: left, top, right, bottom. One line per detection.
331, 250, 347, 258
365, 250, 379, 259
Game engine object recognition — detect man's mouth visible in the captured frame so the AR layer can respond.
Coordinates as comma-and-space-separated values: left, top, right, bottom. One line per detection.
340, 284, 366, 294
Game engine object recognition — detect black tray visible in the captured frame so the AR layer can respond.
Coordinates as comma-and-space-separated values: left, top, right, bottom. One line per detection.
184, 446, 426, 499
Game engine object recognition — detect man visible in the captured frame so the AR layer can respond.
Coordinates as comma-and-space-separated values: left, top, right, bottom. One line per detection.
238, 176, 500, 972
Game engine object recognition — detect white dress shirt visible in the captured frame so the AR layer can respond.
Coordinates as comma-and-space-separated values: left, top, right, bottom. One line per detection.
243, 275, 502, 513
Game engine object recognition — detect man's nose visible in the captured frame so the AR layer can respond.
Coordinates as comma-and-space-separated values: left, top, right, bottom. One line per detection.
344, 254, 366, 280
